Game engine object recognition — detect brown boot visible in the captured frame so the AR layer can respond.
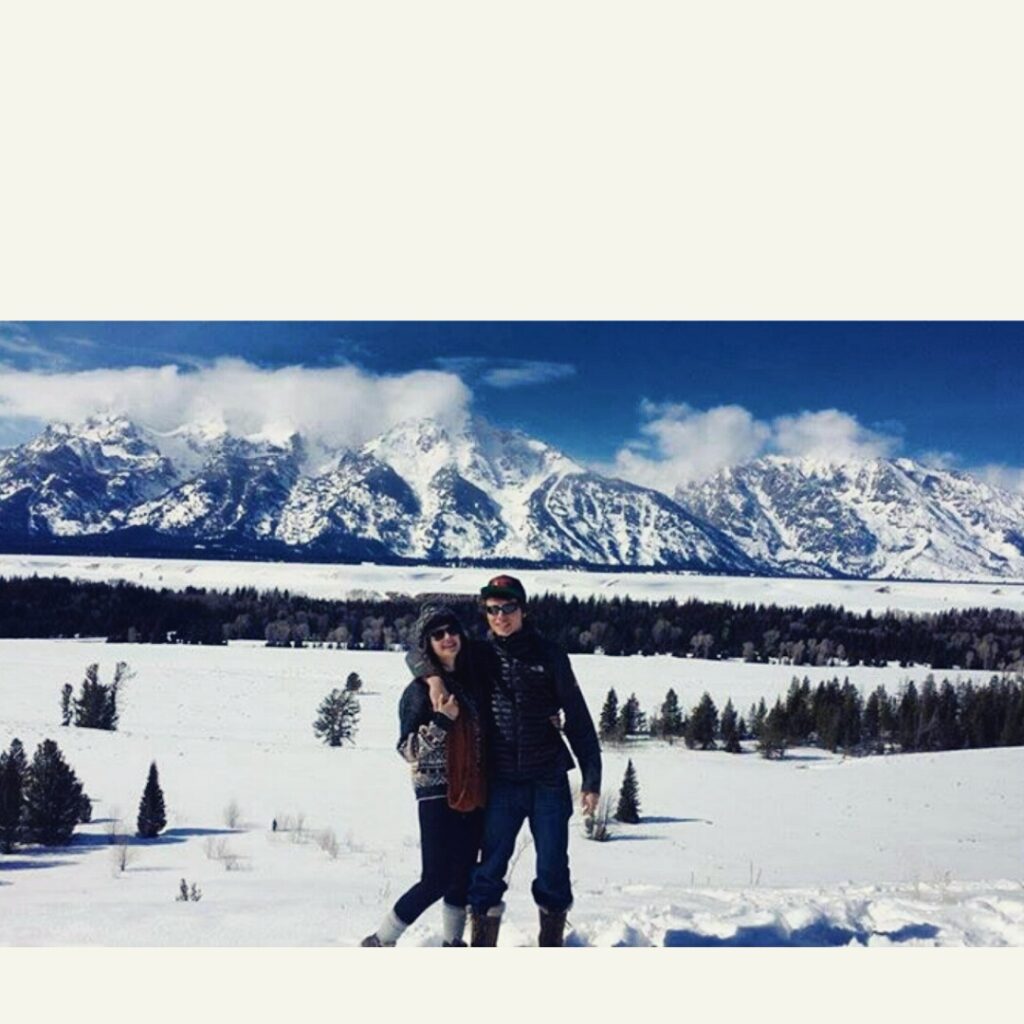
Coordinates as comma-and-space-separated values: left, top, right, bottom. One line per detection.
538, 907, 567, 947
470, 909, 502, 946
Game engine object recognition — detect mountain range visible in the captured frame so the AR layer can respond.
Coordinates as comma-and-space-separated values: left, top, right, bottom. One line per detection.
2, 413, 1023, 581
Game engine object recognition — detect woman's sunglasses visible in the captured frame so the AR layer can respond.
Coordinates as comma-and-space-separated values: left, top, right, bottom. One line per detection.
429, 625, 461, 641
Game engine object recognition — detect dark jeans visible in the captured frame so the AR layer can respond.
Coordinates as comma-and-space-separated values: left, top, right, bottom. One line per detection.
393, 799, 483, 926
468, 776, 574, 915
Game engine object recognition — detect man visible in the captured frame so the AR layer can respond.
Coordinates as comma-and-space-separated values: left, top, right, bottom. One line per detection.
411, 574, 601, 946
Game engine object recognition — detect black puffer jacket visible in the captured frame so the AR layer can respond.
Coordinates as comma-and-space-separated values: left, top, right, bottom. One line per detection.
485, 625, 601, 793
408, 623, 601, 794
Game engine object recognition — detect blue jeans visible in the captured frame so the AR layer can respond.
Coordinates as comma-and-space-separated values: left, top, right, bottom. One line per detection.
468, 776, 574, 914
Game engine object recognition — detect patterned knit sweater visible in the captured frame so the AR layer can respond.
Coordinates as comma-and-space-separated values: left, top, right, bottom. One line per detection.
396, 674, 483, 802
397, 679, 455, 801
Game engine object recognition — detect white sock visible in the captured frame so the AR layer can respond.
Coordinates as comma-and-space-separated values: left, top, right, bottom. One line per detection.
375, 908, 407, 946
442, 902, 467, 944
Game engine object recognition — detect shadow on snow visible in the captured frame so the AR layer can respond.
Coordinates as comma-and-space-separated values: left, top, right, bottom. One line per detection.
662, 920, 942, 947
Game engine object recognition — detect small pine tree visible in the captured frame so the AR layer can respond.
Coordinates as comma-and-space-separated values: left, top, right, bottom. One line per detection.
660, 688, 685, 738
78, 791, 93, 824
685, 692, 718, 750
72, 662, 129, 731
617, 693, 643, 739
313, 689, 360, 746
749, 698, 768, 740
344, 671, 363, 693
599, 688, 619, 740
615, 759, 641, 824
60, 683, 74, 726
0, 740, 27, 853
137, 762, 167, 838
22, 739, 84, 846
720, 698, 741, 753
758, 700, 789, 759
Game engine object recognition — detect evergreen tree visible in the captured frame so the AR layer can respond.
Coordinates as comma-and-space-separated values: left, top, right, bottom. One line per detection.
78, 791, 93, 824
22, 739, 84, 846
838, 680, 863, 751
614, 759, 641, 823
72, 662, 126, 731
599, 689, 619, 740
1000, 687, 1024, 746
749, 698, 767, 739
659, 688, 684, 739
137, 761, 167, 838
0, 739, 27, 853
685, 692, 718, 750
935, 680, 963, 749
897, 682, 919, 751
720, 698, 741, 753
313, 688, 360, 746
758, 699, 789, 759
344, 671, 363, 693
784, 677, 813, 744
617, 693, 643, 738
60, 683, 74, 726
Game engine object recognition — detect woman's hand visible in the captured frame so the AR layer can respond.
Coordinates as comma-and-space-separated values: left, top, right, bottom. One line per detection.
425, 675, 449, 710
437, 692, 460, 720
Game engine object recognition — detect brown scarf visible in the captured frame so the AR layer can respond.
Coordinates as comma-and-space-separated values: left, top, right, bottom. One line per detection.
447, 710, 486, 812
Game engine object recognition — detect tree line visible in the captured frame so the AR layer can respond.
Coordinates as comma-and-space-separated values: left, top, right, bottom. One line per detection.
598, 674, 1024, 759
3, 574, 1024, 671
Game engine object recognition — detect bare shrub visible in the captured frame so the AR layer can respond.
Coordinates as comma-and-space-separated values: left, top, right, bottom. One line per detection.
583, 795, 614, 842
316, 828, 340, 860
223, 799, 242, 829
110, 833, 138, 872
175, 878, 202, 902
204, 836, 228, 860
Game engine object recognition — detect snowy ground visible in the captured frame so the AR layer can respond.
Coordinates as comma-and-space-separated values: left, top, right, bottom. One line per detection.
2, 637, 1022, 946
3, 552, 1024, 613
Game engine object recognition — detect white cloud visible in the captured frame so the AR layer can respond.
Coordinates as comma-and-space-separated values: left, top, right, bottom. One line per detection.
604, 402, 903, 494
602, 402, 771, 492
772, 409, 899, 460
435, 356, 576, 390
0, 358, 472, 456
482, 361, 576, 389
970, 464, 1024, 495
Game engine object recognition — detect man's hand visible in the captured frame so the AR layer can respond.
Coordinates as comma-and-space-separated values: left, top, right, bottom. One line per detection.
425, 675, 449, 710
437, 692, 460, 721
580, 791, 599, 815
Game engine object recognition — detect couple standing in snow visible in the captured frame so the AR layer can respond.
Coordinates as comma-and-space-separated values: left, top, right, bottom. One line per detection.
362, 574, 602, 947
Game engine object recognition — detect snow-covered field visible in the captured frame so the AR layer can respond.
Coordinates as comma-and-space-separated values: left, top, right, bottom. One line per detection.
3, 552, 1024, 613
2, 637, 1022, 947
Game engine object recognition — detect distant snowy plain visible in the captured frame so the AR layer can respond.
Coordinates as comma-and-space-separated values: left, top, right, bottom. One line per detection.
1, 556, 1023, 946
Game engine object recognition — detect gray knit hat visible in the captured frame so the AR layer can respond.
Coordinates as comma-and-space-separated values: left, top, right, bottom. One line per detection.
412, 602, 465, 658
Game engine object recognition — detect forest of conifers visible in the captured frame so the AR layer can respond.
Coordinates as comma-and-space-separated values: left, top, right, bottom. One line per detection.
2, 575, 1024, 672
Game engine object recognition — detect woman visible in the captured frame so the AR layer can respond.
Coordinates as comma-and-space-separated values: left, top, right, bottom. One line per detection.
361, 603, 487, 947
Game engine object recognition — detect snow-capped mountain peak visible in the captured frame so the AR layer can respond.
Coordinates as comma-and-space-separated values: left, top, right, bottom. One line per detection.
677, 454, 1024, 580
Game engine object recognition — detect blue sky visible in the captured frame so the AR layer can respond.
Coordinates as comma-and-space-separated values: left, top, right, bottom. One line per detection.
1, 321, 1022, 492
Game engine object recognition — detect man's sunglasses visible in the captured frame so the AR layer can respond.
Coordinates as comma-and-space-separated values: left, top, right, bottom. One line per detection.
429, 625, 461, 641
484, 601, 521, 617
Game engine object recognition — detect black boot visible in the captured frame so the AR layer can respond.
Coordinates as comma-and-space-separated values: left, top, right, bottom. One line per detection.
470, 910, 502, 946
538, 907, 567, 947
442, 939, 467, 947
